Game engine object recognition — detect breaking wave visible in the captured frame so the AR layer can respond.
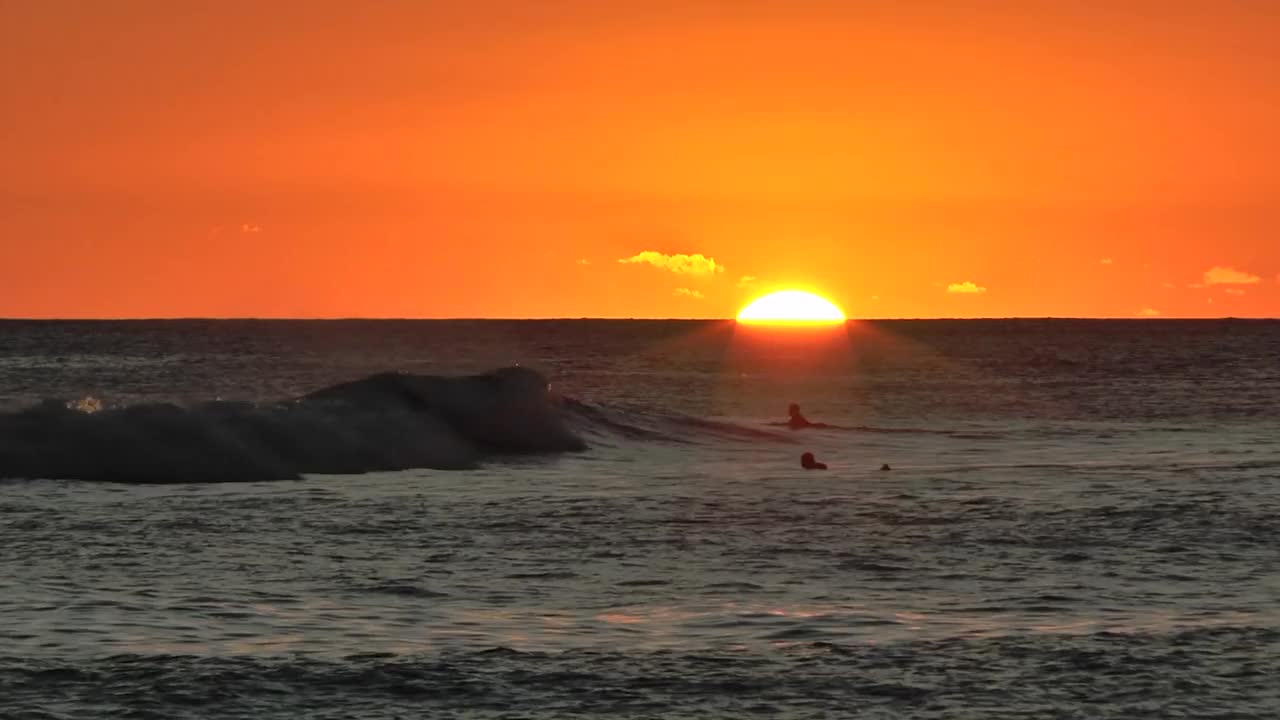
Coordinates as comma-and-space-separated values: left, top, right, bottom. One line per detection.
0, 364, 1015, 484
0, 367, 586, 483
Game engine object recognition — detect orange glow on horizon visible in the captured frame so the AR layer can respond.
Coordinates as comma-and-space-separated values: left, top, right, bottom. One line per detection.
1, 2, 1279, 319
737, 291, 846, 325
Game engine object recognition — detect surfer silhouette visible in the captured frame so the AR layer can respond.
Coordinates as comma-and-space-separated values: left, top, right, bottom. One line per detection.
800, 452, 827, 470
787, 403, 830, 430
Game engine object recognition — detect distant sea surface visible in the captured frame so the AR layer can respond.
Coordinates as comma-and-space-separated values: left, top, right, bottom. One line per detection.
2, 319, 1278, 718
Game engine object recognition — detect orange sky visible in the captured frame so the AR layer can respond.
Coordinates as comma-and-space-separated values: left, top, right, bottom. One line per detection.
2, 0, 1278, 318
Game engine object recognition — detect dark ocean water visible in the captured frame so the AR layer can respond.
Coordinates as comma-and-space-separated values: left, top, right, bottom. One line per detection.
2, 319, 1278, 718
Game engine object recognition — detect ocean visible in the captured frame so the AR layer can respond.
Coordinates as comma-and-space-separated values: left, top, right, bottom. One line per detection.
2, 318, 1278, 718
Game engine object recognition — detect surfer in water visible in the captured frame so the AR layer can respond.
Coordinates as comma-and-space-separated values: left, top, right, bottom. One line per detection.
786, 403, 831, 430
800, 452, 827, 470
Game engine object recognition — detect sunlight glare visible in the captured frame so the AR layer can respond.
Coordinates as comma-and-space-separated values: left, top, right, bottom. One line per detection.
736, 291, 846, 324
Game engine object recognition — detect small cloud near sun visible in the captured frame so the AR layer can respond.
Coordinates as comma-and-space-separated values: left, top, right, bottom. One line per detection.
1203, 266, 1260, 285
1100, 258, 1113, 265
241, 224, 262, 233
673, 287, 704, 299
576, 258, 591, 265
1137, 308, 1161, 317
619, 251, 724, 276
737, 275, 758, 289
946, 281, 987, 294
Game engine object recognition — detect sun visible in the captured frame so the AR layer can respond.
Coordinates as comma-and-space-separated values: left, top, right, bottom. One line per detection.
736, 290, 846, 324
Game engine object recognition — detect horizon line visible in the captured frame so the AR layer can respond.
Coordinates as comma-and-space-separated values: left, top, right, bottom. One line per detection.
1, 315, 1277, 322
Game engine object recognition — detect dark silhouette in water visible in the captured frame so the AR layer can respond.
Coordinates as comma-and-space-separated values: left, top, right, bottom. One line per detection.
880, 463, 892, 471
782, 403, 835, 430
801, 452, 827, 470
0, 366, 586, 483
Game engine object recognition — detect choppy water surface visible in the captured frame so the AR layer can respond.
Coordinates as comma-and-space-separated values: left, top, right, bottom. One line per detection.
2, 319, 1279, 718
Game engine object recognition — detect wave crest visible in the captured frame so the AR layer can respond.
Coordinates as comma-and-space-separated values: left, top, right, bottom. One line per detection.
0, 366, 585, 483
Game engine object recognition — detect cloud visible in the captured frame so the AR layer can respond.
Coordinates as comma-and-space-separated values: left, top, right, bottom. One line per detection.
1100, 258, 1113, 265
737, 275, 758, 289
1224, 288, 1246, 296
1137, 308, 1161, 317
1203, 266, 1260, 285
241, 224, 262, 233
673, 287, 704, 299
619, 251, 724, 275
1162, 282, 1176, 289
1188, 283, 1206, 289
576, 258, 591, 265
946, 281, 987, 294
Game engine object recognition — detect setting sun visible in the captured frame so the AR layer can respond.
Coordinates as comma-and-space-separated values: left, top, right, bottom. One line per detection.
736, 291, 846, 324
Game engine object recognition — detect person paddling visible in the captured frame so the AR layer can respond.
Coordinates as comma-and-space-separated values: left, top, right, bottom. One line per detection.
787, 402, 832, 429
800, 452, 827, 470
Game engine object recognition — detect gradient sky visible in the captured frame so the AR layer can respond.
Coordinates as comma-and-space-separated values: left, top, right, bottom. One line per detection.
3, 0, 1278, 318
